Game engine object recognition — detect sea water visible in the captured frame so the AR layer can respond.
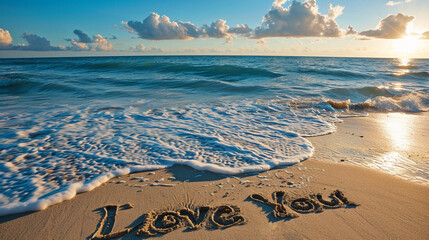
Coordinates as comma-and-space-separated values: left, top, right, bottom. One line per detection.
0, 56, 428, 215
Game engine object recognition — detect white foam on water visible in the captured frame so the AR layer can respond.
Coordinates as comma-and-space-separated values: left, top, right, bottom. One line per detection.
363, 92, 429, 112
0, 165, 166, 216
0, 99, 336, 216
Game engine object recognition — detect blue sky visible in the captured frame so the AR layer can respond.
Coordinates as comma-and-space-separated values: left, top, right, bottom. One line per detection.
1, 0, 428, 58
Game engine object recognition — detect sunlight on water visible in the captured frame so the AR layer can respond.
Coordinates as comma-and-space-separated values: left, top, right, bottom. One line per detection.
374, 152, 413, 175
392, 82, 403, 91
394, 58, 411, 76
0, 56, 428, 216
398, 58, 410, 66
393, 69, 410, 77
381, 112, 412, 151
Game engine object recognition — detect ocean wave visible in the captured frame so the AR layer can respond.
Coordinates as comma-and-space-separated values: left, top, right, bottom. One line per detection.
327, 86, 396, 98
391, 71, 429, 78
144, 78, 267, 93
159, 64, 282, 78
298, 68, 371, 79
1, 56, 428, 217
1, 60, 282, 79
0, 99, 340, 215
0, 73, 86, 95
327, 91, 429, 112
56, 61, 283, 79
396, 65, 418, 69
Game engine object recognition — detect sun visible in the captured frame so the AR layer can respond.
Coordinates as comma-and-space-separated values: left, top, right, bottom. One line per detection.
393, 35, 420, 56
392, 21, 422, 57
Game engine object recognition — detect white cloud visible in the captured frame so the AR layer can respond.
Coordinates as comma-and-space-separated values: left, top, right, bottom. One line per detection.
0, 31, 64, 51
0, 28, 13, 49
359, 13, 414, 39
386, 0, 413, 7
253, 0, 345, 39
355, 37, 372, 40
273, 0, 289, 7
92, 34, 113, 51
228, 24, 252, 36
123, 13, 251, 43
130, 43, 146, 51
328, 4, 344, 19
124, 12, 200, 40
129, 43, 164, 52
68, 30, 113, 51
421, 31, 429, 39
70, 40, 89, 50
202, 19, 230, 39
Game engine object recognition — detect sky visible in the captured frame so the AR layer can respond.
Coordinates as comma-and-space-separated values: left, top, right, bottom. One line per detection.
0, 0, 428, 58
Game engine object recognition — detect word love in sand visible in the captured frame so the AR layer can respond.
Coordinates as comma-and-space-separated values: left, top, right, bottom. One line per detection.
250, 189, 359, 218
90, 204, 245, 239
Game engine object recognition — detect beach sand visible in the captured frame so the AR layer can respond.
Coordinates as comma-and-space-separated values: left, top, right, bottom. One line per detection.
1, 112, 428, 239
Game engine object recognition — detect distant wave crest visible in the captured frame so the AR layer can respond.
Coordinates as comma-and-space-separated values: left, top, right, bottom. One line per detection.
298, 68, 371, 79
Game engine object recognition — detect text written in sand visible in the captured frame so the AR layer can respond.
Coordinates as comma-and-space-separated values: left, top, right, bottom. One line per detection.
90, 204, 246, 239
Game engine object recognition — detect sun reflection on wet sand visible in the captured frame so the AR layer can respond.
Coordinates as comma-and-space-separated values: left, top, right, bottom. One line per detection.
370, 113, 426, 179
372, 152, 413, 176
380, 112, 413, 151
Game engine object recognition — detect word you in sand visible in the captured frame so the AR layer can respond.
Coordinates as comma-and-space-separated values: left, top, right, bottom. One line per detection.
90, 204, 245, 239
250, 189, 359, 218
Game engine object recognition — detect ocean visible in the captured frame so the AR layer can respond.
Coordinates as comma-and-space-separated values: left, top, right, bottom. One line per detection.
0, 56, 428, 215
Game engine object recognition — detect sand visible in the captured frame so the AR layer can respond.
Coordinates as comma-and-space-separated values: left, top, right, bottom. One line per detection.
1, 112, 428, 240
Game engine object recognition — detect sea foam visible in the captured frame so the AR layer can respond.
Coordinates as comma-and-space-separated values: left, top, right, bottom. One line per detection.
1, 56, 428, 216
0, 100, 339, 216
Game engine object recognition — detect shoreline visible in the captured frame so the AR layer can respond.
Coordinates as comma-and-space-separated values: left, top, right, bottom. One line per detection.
1, 112, 428, 239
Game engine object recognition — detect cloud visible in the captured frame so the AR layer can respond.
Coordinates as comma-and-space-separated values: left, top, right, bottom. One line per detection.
228, 24, 252, 35
73, 29, 92, 43
273, 0, 289, 7
68, 30, 113, 51
70, 40, 89, 50
0, 28, 13, 49
359, 13, 414, 39
346, 26, 357, 35
1, 29, 65, 51
386, 0, 412, 6
253, 0, 345, 39
256, 39, 266, 45
129, 43, 164, 52
201, 19, 250, 44
310, 38, 322, 43
122, 13, 251, 43
202, 19, 230, 39
92, 34, 113, 51
355, 37, 372, 40
421, 31, 429, 39
18, 33, 64, 51
124, 12, 200, 40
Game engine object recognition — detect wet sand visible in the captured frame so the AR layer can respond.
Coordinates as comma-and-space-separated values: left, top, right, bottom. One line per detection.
1, 113, 428, 239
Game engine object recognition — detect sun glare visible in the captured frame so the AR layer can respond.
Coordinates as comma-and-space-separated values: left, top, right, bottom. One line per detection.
393, 35, 420, 57
381, 113, 413, 151
392, 22, 423, 57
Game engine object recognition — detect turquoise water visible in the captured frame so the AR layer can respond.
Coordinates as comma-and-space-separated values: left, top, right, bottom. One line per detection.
0, 56, 428, 215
